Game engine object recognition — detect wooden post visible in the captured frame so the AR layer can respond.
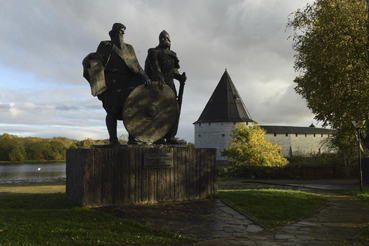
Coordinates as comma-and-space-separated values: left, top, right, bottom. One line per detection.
66, 146, 217, 207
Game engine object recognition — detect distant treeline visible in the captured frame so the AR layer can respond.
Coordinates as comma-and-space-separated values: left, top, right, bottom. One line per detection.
0, 133, 116, 162
0, 133, 194, 163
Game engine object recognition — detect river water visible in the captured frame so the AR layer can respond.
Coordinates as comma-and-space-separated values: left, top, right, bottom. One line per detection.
0, 162, 66, 183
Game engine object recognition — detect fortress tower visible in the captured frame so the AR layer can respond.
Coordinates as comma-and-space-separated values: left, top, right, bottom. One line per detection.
194, 69, 335, 165
193, 69, 253, 165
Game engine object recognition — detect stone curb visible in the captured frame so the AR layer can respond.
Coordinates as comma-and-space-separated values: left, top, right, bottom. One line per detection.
218, 198, 269, 230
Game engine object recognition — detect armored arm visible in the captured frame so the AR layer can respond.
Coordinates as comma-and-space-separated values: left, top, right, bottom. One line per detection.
96, 41, 112, 67
173, 70, 187, 84
145, 48, 166, 86
171, 56, 186, 84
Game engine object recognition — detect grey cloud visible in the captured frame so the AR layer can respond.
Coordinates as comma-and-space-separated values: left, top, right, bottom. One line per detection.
0, 0, 316, 141
55, 105, 81, 111
253, 83, 314, 125
0, 104, 11, 109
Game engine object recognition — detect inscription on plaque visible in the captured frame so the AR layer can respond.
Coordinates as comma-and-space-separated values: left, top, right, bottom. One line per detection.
144, 152, 173, 168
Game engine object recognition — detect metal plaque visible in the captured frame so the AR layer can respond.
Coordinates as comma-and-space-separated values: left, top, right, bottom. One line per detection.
123, 82, 178, 144
144, 152, 173, 168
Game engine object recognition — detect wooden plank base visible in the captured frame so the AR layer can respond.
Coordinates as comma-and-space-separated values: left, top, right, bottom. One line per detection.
66, 146, 217, 207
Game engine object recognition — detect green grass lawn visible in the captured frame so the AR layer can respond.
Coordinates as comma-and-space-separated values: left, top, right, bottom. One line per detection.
0, 193, 192, 246
0, 187, 347, 245
218, 189, 327, 229
338, 189, 369, 202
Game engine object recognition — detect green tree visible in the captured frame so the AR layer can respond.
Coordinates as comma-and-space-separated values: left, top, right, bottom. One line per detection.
287, 0, 369, 151
225, 123, 288, 167
26, 141, 54, 161
1, 133, 13, 140
177, 139, 194, 147
0, 134, 26, 162
0, 135, 12, 161
81, 138, 95, 148
9, 143, 27, 162
51, 137, 75, 148
49, 141, 67, 160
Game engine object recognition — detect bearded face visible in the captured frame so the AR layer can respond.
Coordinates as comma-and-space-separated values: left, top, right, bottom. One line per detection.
111, 28, 125, 48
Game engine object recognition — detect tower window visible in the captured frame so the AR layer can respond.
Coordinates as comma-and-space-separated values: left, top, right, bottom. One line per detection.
222, 134, 225, 137
198, 134, 201, 137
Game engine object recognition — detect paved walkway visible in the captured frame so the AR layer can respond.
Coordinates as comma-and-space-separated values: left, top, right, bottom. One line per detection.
97, 199, 264, 241
99, 179, 369, 245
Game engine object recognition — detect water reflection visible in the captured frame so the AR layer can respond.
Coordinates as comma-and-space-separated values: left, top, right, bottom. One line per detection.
0, 162, 66, 183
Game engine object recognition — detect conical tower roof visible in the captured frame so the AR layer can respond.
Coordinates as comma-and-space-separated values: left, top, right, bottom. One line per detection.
194, 69, 253, 123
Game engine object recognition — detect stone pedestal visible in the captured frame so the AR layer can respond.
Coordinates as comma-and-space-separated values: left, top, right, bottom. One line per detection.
66, 146, 217, 207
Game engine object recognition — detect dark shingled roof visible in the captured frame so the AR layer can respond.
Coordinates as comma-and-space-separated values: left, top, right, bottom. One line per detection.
260, 125, 335, 134
194, 69, 253, 124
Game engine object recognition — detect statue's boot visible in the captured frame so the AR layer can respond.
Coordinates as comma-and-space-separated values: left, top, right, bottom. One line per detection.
128, 134, 138, 145
106, 113, 120, 148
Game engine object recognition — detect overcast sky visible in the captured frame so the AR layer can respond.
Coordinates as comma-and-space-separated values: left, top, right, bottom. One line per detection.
0, 0, 316, 143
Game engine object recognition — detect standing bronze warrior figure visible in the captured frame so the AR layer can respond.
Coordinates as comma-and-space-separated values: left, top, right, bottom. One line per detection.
83, 23, 150, 146
145, 30, 187, 144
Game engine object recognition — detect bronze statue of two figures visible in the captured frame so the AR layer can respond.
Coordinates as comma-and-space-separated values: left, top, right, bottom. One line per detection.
83, 23, 187, 146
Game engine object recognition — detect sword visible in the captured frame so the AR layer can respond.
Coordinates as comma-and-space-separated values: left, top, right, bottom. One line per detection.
177, 72, 186, 115
167, 72, 186, 139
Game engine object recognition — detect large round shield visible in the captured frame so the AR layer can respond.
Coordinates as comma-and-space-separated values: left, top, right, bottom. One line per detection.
123, 82, 178, 144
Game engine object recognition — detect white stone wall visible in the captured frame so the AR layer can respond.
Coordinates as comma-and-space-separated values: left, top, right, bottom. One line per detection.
194, 121, 335, 161
264, 132, 333, 157
194, 122, 249, 160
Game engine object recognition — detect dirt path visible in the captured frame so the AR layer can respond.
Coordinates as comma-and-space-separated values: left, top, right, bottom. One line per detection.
0, 182, 66, 196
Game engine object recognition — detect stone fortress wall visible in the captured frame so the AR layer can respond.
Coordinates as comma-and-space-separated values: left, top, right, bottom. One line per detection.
195, 121, 334, 164
264, 131, 333, 157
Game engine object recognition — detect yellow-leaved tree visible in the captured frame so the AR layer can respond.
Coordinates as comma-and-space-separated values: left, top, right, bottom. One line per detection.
226, 123, 288, 167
